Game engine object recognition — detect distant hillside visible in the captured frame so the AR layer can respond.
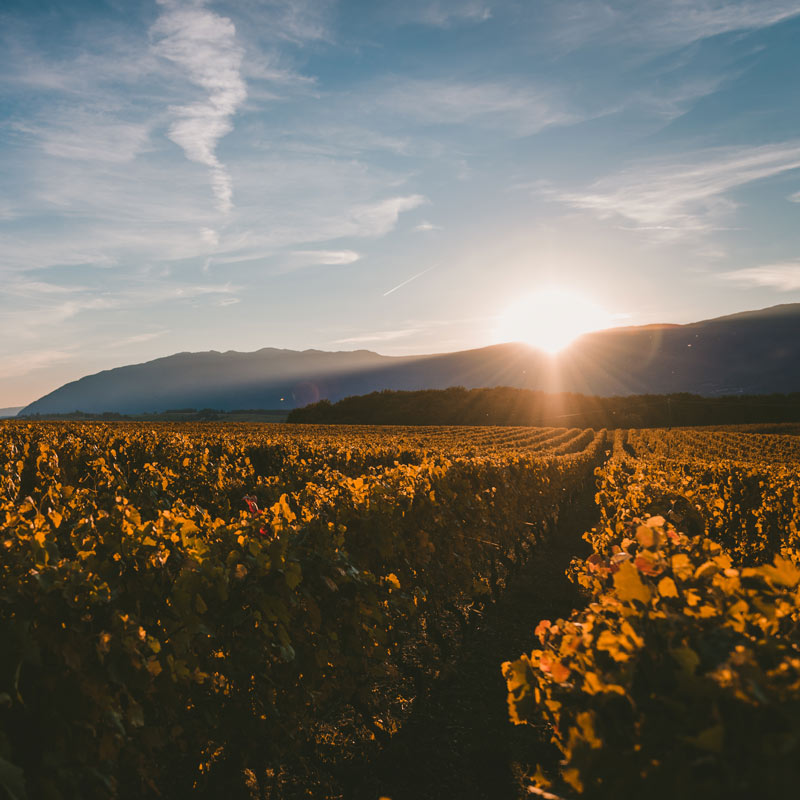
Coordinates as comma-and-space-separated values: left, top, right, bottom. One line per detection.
19, 303, 800, 416
16, 409, 289, 423
0, 407, 23, 418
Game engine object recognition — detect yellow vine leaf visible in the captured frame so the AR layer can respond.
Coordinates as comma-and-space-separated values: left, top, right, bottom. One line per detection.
613, 560, 652, 604
503, 658, 533, 725
694, 561, 718, 580
671, 553, 693, 581
596, 630, 631, 662
759, 556, 800, 588
384, 572, 401, 590
576, 711, 603, 749
583, 671, 626, 696
531, 764, 552, 789
658, 576, 679, 598
562, 768, 584, 793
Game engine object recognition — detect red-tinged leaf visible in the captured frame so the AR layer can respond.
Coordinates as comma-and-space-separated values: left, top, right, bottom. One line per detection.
634, 554, 663, 576
535, 620, 551, 643
550, 660, 571, 683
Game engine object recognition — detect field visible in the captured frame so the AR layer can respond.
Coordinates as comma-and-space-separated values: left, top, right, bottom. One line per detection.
1, 421, 799, 799
505, 427, 800, 799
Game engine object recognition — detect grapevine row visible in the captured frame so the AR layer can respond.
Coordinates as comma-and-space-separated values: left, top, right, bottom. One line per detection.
504, 428, 800, 798
0, 421, 605, 799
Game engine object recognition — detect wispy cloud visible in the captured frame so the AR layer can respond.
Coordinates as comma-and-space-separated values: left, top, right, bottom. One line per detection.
93, 281, 239, 312
554, 142, 800, 238
289, 249, 361, 266
242, 52, 318, 97
16, 113, 151, 164
264, 125, 414, 158
235, 0, 334, 44
0, 276, 238, 346
2, 138, 424, 273
543, 0, 800, 52
330, 314, 494, 353
350, 194, 427, 237
719, 261, 800, 290
627, 73, 734, 123
0, 210, 219, 273
6, 280, 88, 297
632, 0, 800, 47
110, 330, 171, 348
200, 227, 219, 246
208, 191, 427, 268
396, 1, 492, 27
1, 23, 161, 95
380, 79, 574, 136
0, 349, 77, 380
414, 221, 442, 232
333, 328, 421, 344
172, 282, 239, 299
0, 296, 119, 345
152, 1, 247, 213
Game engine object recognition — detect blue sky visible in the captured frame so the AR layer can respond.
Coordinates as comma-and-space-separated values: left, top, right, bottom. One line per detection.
3, 0, 800, 406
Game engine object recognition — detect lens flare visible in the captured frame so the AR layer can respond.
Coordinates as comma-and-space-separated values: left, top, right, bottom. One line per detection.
494, 286, 613, 354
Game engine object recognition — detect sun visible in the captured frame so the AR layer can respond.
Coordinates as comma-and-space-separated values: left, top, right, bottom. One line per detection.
494, 286, 613, 354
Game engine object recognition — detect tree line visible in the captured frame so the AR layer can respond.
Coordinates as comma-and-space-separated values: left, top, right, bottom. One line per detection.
287, 386, 800, 428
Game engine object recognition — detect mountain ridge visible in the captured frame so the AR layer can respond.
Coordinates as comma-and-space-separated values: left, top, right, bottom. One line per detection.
19, 303, 800, 416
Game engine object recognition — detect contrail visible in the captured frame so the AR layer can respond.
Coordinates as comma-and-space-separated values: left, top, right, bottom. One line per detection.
383, 266, 434, 297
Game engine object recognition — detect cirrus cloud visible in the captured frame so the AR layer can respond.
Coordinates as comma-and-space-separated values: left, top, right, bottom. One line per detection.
152, 1, 247, 213
553, 142, 800, 238
289, 249, 361, 267
719, 261, 800, 290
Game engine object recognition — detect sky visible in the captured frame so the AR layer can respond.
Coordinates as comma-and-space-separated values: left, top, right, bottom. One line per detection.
3, 0, 800, 407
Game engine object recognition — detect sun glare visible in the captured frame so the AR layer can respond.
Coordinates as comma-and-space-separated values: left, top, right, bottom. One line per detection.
494, 287, 613, 354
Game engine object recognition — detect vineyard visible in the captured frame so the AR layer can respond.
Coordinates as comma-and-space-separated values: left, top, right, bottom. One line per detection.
2, 421, 799, 798
0, 421, 605, 799
505, 426, 800, 798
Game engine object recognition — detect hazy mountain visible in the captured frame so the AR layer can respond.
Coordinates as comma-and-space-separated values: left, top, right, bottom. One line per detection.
0, 407, 23, 418
19, 304, 800, 416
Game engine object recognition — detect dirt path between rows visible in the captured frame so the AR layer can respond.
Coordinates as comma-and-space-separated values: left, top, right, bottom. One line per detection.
346, 490, 599, 800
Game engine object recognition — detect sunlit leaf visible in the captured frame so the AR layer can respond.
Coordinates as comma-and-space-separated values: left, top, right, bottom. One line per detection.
657, 576, 679, 598
613, 560, 652, 604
